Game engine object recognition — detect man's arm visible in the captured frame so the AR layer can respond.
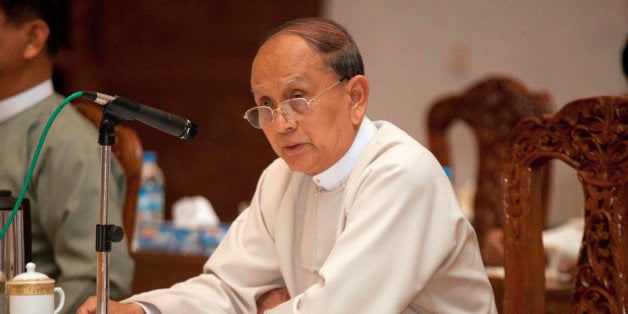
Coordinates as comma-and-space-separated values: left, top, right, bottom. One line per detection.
77, 287, 290, 314
76, 297, 144, 314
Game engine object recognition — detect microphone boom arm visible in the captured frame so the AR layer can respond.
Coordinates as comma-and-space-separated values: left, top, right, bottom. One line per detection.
82, 91, 199, 140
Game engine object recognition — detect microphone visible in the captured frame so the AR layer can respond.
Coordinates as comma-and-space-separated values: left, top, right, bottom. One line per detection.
82, 91, 198, 140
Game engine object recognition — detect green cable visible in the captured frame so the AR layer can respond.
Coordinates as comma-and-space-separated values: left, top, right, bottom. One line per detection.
0, 91, 84, 240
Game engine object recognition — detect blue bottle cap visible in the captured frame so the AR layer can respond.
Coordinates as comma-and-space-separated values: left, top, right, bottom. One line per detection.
442, 166, 452, 179
143, 151, 157, 163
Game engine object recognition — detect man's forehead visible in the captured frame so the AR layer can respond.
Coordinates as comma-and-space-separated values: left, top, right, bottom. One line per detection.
251, 35, 332, 93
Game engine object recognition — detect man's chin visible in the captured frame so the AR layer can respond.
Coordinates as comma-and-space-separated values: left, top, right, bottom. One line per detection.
285, 160, 317, 176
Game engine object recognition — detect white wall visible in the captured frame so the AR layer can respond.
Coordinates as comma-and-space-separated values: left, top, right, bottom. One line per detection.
323, 0, 628, 224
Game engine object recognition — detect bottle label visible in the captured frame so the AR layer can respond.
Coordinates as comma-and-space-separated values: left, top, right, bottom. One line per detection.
137, 184, 164, 222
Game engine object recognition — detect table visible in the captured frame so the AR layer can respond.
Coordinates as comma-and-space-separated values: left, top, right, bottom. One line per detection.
131, 251, 209, 294
487, 267, 572, 313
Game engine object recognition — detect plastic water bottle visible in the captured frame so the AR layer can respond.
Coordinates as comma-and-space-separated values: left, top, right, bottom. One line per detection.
134, 151, 165, 250
137, 151, 165, 222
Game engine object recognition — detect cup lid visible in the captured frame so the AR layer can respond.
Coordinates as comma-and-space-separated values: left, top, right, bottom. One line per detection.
9, 262, 54, 283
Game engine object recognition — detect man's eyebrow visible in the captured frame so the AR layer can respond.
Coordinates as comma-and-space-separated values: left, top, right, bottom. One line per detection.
285, 76, 304, 86
250, 76, 306, 93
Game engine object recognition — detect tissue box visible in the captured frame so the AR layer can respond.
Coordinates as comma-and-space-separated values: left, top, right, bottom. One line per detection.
136, 221, 228, 256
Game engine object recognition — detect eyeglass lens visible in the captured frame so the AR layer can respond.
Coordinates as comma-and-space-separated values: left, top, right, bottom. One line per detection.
246, 99, 309, 128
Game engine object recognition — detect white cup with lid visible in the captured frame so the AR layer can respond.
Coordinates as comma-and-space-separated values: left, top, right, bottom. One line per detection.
8, 262, 65, 314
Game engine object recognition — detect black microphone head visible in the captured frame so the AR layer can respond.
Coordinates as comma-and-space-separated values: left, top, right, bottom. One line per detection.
182, 121, 199, 140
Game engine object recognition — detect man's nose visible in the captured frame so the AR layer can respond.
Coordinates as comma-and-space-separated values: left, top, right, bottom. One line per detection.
272, 109, 296, 132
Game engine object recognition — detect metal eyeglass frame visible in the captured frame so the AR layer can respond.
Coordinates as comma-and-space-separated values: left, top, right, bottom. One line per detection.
243, 76, 349, 129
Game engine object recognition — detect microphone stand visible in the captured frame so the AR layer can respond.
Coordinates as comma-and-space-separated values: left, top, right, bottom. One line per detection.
95, 109, 125, 314
82, 91, 197, 313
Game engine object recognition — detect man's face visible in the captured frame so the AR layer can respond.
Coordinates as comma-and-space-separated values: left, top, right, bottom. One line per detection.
250, 34, 360, 175
0, 10, 30, 79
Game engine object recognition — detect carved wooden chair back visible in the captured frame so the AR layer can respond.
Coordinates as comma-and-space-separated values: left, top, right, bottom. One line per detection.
73, 101, 143, 250
502, 96, 628, 313
427, 76, 552, 265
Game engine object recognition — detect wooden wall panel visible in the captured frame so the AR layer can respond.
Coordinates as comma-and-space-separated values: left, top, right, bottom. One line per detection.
55, 1, 320, 222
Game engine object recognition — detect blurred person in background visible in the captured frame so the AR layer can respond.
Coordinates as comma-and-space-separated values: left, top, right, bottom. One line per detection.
0, 0, 133, 312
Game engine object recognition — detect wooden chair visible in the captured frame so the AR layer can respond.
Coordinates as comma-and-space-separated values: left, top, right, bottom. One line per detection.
73, 101, 143, 249
502, 96, 628, 313
427, 76, 552, 265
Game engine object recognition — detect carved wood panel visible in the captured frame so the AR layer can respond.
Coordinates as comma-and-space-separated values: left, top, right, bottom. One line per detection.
503, 96, 628, 313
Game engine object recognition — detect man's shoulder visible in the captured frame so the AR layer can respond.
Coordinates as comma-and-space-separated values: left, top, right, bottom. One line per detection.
367, 121, 432, 165
352, 120, 443, 183
26, 93, 114, 165
37, 93, 100, 138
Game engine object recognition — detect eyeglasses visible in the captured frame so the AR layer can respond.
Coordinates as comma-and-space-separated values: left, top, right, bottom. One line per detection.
243, 77, 348, 129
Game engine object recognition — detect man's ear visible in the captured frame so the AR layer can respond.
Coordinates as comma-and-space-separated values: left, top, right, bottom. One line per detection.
23, 19, 50, 60
347, 75, 369, 125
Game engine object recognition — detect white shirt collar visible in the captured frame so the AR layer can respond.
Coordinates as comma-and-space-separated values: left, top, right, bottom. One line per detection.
0, 80, 55, 124
312, 116, 377, 191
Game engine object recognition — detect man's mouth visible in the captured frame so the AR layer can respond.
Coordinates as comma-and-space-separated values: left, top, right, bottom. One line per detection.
283, 143, 304, 154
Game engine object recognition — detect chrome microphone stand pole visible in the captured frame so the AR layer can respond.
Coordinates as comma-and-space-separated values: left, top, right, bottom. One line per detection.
95, 112, 125, 314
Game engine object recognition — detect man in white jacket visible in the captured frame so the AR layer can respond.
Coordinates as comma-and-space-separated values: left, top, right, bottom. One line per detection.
78, 17, 496, 314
